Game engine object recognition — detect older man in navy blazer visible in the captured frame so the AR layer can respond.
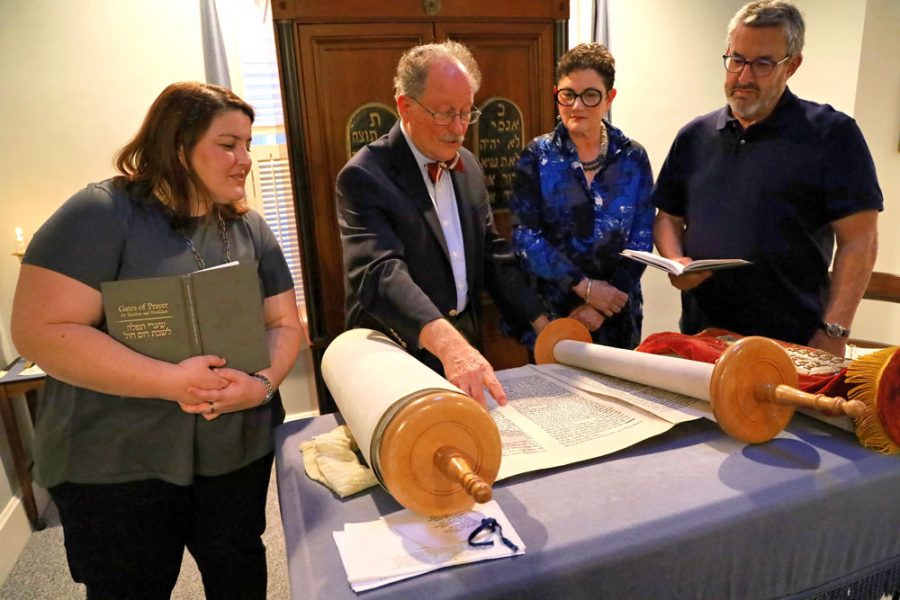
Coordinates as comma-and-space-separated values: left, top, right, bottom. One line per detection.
336, 40, 548, 405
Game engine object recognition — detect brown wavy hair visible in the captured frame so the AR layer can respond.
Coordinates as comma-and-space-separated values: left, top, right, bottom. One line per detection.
114, 82, 255, 222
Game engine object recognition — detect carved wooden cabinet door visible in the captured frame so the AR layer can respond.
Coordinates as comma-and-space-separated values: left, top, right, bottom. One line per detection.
274, 0, 567, 411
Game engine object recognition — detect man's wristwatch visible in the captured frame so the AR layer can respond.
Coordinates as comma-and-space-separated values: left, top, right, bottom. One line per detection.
252, 373, 276, 405
819, 321, 851, 338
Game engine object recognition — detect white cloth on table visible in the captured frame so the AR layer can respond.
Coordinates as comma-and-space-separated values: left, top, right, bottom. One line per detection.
300, 425, 378, 497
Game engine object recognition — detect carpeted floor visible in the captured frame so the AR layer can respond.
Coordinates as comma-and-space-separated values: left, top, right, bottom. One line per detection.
0, 466, 290, 599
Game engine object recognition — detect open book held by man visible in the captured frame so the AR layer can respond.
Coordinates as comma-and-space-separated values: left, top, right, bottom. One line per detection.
620, 249, 751, 276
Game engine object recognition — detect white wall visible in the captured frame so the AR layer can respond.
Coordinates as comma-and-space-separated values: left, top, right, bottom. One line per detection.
1, 1, 205, 363
852, 0, 900, 341
605, 0, 747, 336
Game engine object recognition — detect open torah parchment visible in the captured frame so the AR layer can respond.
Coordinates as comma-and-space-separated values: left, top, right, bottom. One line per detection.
491, 364, 711, 480
324, 329, 854, 491
323, 329, 716, 485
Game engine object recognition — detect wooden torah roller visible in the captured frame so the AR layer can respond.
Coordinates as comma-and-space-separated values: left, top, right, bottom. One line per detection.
378, 390, 501, 516
535, 318, 866, 444
321, 328, 501, 516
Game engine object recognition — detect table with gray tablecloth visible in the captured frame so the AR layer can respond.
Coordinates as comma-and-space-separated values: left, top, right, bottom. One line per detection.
275, 412, 900, 599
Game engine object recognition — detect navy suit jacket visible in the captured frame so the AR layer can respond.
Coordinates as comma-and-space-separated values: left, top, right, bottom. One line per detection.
336, 122, 542, 369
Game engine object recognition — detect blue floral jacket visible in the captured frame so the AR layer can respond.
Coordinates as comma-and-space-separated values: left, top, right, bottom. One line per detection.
510, 120, 655, 349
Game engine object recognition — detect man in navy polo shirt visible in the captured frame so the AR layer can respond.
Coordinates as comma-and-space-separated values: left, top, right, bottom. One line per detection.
651, 0, 882, 357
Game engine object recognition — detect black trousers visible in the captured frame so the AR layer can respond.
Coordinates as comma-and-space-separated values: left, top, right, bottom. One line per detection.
50, 453, 274, 600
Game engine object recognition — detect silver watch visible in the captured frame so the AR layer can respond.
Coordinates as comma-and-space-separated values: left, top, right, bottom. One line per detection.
820, 322, 850, 338
252, 373, 276, 405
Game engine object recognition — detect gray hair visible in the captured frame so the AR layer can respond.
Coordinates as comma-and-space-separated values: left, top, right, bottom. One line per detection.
726, 0, 805, 56
393, 40, 482, 99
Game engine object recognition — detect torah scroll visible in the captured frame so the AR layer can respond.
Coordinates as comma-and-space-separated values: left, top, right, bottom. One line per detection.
321, 328, 501, 516
535, 319, 865, 443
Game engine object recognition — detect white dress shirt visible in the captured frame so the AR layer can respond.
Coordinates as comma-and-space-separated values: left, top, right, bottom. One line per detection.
400, 122, 469, 313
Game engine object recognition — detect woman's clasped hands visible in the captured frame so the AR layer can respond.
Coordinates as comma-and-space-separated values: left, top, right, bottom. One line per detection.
173, 355, 267, 421
568, 277, 628, 332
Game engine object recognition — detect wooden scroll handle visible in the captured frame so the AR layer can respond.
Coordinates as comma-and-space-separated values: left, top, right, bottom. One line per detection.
757, 384, 867, 419
534, 317, 592, 364
710, 336, 869, 444
379, 391, 501, 515
434, 446, 492, 504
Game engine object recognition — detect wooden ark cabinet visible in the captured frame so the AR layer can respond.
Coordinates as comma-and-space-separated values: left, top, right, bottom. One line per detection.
273, 0, 568, 412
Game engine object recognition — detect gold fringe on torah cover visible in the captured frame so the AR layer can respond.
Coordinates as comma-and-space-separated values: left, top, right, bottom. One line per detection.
846, 347, 900, 454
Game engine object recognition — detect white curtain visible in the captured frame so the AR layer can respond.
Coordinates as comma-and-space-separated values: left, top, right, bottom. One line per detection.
200, 0, 231, 87
594, 0, 612, 122
593, 0, 609, 46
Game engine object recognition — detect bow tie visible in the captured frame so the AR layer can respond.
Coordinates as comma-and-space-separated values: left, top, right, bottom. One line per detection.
426, 154, 464, 183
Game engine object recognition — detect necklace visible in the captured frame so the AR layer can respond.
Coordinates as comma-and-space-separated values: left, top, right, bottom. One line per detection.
181, 209, 232, 270
579, 122, 609, 173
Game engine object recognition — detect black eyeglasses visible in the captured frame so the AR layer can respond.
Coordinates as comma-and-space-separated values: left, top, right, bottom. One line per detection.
722, 54, 791, 77
410, 97, 481, 126
555, 87, 604, 107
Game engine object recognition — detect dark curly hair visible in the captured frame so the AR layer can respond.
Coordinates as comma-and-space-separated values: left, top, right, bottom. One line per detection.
556, 43, 616, 91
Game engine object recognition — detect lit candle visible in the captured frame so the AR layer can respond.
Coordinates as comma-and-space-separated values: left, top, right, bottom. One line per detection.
15, 226, 25, 254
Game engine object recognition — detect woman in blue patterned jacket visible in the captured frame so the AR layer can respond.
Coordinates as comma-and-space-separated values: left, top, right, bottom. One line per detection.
510, 43, 654, 349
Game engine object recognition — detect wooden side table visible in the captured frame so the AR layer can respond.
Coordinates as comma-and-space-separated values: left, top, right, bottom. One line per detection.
0, 375, 45, 530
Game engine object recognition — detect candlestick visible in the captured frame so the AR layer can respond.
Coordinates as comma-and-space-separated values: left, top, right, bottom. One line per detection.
13, 226, 25, 260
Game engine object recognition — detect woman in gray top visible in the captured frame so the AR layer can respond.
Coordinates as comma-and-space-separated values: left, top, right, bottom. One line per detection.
11, 82, 303, 599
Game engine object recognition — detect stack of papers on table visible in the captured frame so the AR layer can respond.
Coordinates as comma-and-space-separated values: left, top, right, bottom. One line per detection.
333, 500, 525, 592
0, 357, 45, 381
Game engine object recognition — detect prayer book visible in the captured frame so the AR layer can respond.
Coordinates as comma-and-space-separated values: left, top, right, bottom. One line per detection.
102, 261, 269, 373
620, 249, 751, 275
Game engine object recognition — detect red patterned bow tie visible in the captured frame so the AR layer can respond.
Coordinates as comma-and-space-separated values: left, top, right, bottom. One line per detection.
426, 154, 464, 183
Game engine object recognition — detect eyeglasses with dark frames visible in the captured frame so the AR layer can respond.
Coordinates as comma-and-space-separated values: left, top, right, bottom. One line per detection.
554, 87, 604, 107
722, 54, 791, 78
409, 97, 481, 126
